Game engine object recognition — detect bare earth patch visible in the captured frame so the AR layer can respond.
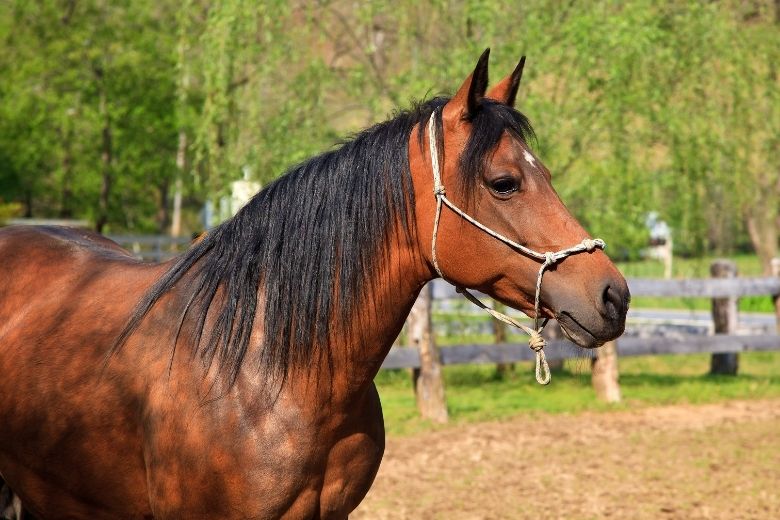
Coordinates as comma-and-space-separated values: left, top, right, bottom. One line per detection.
353, 399, 780, 519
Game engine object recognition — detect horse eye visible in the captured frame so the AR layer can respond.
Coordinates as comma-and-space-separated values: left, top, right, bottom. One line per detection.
490, 177, 518, 195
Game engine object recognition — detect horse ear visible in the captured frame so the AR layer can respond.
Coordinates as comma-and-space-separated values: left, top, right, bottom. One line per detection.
443, 48, 490, 121
488, 56, 526, 107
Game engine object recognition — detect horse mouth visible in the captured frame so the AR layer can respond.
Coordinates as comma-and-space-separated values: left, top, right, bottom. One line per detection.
556, 311, 604, 349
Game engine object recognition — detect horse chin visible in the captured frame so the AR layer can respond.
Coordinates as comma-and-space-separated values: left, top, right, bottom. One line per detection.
555, 311, 606, 349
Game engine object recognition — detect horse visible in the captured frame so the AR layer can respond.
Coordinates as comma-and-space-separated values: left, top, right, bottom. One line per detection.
0, 50, 629, 519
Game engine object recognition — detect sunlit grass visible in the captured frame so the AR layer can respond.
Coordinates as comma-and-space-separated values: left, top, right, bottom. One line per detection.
375, 351, 780, 436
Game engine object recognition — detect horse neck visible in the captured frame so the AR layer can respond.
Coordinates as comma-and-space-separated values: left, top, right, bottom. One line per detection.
316, 230, 431, 399
323, 124, 436, 394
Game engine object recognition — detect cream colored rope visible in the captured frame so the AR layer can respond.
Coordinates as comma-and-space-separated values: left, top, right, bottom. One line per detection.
426, 112, 605, 385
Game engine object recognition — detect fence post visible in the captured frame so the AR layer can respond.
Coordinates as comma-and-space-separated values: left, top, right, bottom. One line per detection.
592, 340, 621, 402
494, 301, 514, 376
772, 258, 780, 333
710, 259, 738, 375
154, 236, 163, 262
544, 321, 565, 372
410, 284, 448, 423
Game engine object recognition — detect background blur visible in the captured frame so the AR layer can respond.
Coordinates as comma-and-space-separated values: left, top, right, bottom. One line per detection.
1, 0, 778, 271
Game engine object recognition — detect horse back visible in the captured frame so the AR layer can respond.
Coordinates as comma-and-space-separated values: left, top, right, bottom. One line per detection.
0, 226, 167, 518
0, 224, 135, 261
0, 225, 161, 340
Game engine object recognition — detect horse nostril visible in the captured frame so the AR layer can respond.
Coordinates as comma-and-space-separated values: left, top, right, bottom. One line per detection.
601, 283, 621, 320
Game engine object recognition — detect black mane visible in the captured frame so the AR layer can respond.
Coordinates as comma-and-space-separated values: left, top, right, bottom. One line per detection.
114, 97, 534, 385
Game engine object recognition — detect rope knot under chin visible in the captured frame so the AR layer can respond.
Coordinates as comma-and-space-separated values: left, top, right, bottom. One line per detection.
543, 251, 556, 265
528, 330, 551, 385
528, 330, 546, 352
434, 186, 446, 196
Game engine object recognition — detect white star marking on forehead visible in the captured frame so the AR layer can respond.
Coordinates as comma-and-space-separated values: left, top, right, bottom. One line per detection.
523, 149, 536, 166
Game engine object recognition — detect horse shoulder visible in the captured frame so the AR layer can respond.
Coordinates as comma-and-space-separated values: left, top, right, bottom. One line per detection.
141, 375, 385, 519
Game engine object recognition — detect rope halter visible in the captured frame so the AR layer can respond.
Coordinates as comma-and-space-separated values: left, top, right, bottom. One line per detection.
426, 112, 606, 385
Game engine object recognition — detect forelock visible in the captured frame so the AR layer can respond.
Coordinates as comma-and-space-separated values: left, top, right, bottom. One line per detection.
458, 100, 536, 195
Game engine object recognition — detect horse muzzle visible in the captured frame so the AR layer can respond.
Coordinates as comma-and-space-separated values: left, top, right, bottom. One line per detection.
550, 273, 630, 349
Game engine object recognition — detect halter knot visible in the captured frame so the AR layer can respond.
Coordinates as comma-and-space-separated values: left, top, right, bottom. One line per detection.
543, 251, 557, 265
581, 238, 600, 252
434, 186, 446, 196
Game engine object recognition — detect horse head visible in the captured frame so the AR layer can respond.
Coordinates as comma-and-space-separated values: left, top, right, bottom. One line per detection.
411, 49, 629, 348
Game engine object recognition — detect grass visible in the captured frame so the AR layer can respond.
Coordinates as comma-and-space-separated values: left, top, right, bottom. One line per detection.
375, 351, 780, 436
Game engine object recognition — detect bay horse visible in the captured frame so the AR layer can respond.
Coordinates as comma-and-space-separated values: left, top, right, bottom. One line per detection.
0, 50, 628, 519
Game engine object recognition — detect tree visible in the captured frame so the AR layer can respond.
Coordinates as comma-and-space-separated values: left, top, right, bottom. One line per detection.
0, 0, 777, 266
0, 0, 179, 232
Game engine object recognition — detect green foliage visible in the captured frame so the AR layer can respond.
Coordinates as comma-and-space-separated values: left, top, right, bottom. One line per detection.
0, 0, 179, 232
0, 0, 777, 261
0, 201, 22, 224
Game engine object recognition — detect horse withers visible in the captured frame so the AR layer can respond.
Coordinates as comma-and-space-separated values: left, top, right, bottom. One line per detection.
0, 50, 628, 519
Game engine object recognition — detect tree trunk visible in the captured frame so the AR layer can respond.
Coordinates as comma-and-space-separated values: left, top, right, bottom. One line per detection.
171, 130, 186, 237
60, 124, 74, 219
745, 212, 778, 275
494, 301, 514, 376
410, 284, 448, 423
157, 178, 170, 234
94, 64, 112, 234
543, 320, 565, 372
23, 189, 32, 218
96, 112, 112, 233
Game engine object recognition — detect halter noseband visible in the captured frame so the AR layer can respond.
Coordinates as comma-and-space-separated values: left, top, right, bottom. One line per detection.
426, 112, 605, 385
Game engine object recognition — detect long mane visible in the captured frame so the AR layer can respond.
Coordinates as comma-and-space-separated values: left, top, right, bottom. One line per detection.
113, 96, 535, 385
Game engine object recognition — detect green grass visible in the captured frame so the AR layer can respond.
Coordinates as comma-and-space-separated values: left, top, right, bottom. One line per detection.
375, 351, 780, 436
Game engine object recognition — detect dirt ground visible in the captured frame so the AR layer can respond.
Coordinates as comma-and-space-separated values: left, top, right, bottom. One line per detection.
352, 399, 780, 519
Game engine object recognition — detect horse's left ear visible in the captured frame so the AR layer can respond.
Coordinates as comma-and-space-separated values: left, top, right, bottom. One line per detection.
487, 56, 526, 107
443, 48, 490, 122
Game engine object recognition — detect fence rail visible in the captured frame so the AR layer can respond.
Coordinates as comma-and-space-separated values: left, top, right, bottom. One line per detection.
383, 334, 780, 369
432, 277, 780, 299
628, 277, 780, 298
107, 234, 192, 262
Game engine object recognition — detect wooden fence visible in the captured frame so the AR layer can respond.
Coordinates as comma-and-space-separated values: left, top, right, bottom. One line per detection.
2, 224, 193, 262
108, 234, 192, 262
388, 259, 780, 421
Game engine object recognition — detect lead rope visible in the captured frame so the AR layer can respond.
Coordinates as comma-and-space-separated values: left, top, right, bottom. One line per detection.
426, 113, 605, 385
